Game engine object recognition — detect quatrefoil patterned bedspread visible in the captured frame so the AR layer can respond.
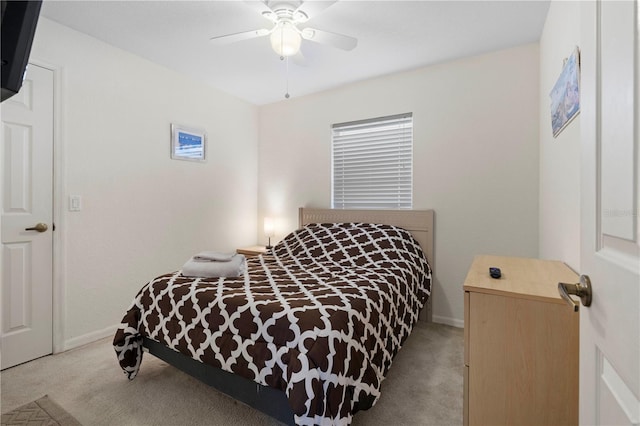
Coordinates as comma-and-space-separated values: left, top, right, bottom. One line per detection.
113, 222, 431, 426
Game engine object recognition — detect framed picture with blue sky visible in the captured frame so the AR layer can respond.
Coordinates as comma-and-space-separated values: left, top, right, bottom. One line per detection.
171, 123, 206, 162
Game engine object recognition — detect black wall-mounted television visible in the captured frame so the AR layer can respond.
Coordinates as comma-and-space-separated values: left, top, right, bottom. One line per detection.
1, 0, 42, 102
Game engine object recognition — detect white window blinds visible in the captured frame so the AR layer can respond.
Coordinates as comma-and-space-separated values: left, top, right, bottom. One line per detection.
332, 113, 413, 209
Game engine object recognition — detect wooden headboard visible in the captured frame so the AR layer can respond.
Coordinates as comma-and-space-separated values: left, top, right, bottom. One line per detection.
298, 207, 434, 322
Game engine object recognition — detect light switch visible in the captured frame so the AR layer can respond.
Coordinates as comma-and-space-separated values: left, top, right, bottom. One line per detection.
69, 195, 82, 211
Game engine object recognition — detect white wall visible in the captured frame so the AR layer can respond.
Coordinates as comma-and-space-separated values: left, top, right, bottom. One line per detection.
538, 1, 581, 271
30, 18, 259, 349
20, 17, 548, 343
258, 44, 540, 326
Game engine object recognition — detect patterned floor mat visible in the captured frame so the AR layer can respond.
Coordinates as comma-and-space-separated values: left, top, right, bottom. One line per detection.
1, 396, 81, 426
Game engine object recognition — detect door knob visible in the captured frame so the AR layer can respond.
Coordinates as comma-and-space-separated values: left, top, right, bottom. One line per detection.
558, 275, 592, 312
25, 223, 48, 233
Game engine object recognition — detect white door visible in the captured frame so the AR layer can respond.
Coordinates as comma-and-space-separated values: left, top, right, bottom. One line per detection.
0, 64, 54, 370
580, 1, 640, 424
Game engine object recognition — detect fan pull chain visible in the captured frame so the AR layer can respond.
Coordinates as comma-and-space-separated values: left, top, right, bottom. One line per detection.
284, 55, 290, 99
277, 23, 290, 99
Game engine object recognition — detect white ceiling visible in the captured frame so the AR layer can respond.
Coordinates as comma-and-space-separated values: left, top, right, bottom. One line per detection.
40, 0, 550, 105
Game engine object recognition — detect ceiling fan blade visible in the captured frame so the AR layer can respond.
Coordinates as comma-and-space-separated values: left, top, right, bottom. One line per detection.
301, 28, 357, 51
294, 1, 338, 22
210, 29, 270, 45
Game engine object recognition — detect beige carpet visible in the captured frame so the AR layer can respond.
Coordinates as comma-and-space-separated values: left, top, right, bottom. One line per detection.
1, 322, 463, 425
1, 395, 82, 426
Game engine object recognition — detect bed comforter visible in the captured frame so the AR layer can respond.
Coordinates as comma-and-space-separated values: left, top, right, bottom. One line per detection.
113, 222, 431, 425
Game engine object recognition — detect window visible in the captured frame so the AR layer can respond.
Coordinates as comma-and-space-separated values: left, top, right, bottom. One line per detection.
331, 113, 413, 209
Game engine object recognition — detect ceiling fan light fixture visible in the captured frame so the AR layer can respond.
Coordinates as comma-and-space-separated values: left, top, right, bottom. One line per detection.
270, 22, 301, 57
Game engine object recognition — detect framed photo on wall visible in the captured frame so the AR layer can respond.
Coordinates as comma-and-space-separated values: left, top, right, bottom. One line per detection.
171, 124, 206, 162
550, 47, 581, 138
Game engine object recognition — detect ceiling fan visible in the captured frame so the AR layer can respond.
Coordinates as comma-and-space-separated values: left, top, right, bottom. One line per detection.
210, 1, 358, 59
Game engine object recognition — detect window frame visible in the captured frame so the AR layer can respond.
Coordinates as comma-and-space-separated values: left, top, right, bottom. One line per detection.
331, 112, 413, 210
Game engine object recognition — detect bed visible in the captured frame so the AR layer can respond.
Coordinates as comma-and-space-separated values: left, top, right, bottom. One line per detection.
114, 207, 434, 425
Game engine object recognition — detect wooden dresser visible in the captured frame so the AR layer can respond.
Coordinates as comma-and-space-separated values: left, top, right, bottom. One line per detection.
463, 255, 579, 426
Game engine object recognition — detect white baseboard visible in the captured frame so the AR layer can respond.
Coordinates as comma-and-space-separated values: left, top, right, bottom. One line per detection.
61, 324, 119, 352
433, 315, 464, 328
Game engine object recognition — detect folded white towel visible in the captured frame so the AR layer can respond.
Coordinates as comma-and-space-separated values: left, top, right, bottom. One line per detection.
181, 254, 246, 278
192, 251, 236, 262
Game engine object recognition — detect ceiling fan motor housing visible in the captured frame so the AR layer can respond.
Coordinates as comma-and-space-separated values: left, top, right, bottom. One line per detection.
263, 2, 309, 24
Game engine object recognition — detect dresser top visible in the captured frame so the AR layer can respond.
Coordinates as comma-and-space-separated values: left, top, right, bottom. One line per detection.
463, 255, 579, 304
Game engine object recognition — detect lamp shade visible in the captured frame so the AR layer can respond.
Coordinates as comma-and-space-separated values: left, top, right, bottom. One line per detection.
264, 217, 275, 237
270, 22, 301, 57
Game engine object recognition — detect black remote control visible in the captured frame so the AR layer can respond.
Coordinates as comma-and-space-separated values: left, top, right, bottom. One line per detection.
489, 267, 501, 279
